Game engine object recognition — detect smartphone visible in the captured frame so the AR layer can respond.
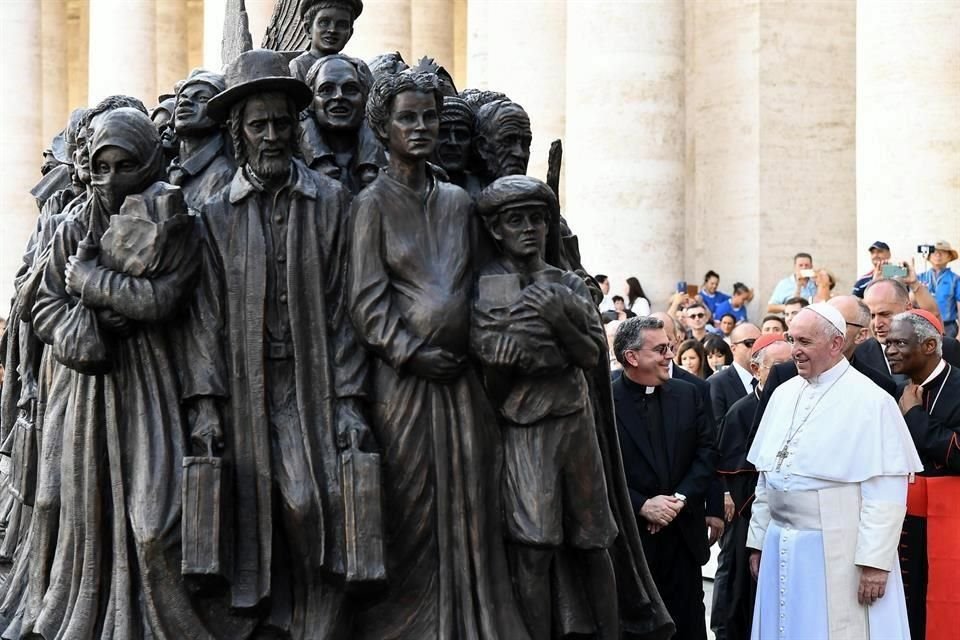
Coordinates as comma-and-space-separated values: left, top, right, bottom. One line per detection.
882, 264, 908, 278
686, 284, 699, 297
799, 269, 816, 278
918, 244, 936, 255
676, 281, 687, 294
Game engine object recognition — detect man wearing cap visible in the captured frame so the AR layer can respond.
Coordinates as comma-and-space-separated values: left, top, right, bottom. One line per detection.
712, 334, 791, 640
183, 49, 369, 638
852, 241, 892, 298
299, 53, 384, 193
471, 175, 674, 639
168, 68, 235, 210
289, 0, 364, 83
747, 303, 922, 639
886, 310, 960, 640
432, 95, 476, 190
918, 241, 960, 339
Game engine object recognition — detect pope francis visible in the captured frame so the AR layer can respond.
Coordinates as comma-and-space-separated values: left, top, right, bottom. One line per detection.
747, 303, 922, 639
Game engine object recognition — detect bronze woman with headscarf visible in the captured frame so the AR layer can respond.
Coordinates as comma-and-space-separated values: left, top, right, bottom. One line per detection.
17, 108, 243, 639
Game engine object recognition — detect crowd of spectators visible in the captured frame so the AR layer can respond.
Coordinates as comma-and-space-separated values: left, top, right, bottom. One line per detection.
601, 240, 960, 374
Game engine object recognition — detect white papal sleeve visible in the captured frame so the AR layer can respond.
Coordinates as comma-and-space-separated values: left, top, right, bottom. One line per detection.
855, 474, 908, 571
746, 473, 770, 550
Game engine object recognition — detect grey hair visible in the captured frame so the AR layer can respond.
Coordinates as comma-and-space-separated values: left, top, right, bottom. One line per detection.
865, 278, 911, 305
614, 316, 664, 366
892, 311, 943, 357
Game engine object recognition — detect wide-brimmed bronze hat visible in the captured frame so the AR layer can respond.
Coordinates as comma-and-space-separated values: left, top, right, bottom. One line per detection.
930, 240, 959, 262
207, 49, 313, 122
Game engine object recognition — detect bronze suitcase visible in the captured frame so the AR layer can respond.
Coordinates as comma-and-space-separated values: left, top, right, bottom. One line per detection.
182, 454, 223, 578
341, 432, 386, 590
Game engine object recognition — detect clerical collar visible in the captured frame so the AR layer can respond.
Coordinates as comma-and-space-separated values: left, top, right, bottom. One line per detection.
807, 357, 850, 386
920, 359, 947, 388
621, 372, 660, 395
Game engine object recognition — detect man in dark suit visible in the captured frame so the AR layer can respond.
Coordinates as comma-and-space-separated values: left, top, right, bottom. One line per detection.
708, 323, 761, 425
612, 316, 718, 640
754, 296, 898, 439
650, 312, 726, 545
705, 322, 758, 640
714, 334, 792, 640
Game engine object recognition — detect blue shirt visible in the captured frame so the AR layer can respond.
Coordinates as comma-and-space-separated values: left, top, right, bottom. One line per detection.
699, 289, 730, 316
852, 273, 873, 298
918, 267, 960, 322
768, 275, 817, 306
714, 299, 748, 324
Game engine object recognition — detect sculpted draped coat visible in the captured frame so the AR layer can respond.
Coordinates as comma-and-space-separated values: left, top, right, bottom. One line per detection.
184, 160, 366, 609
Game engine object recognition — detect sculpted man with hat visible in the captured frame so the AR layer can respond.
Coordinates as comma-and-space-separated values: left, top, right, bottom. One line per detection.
184, 49, 370, 639
432, 95, 476, 191
168, 68, 235, 209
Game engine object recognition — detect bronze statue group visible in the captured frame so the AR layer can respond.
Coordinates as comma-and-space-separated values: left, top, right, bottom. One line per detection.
0, 1, 677, 638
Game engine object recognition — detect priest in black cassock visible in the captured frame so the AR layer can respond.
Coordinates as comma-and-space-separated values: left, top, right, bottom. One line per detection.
713, 334, 792, 640
887, 310, 960, 640
613, 317, 718, 640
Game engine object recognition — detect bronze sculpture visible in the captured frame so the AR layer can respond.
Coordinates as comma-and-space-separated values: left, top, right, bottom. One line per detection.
299, 54, 384, 193
189, 48, 370, 638
0, 1, 680, 635
474, 98, 533, 190
288, 0, 363, 83
432, 95, 475, 189
22, 108, 231, 638
348, 65, 530, 639
168, 69, 235, 209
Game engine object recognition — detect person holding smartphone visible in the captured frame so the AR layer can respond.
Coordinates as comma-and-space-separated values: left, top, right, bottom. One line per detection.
766, 252, 817, 314
917, 241, 960, 338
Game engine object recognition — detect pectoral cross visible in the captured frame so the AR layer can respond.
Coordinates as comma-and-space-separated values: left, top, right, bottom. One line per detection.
775, 446, 790, 471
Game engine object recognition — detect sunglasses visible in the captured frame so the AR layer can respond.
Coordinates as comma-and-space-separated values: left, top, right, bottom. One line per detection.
735, 338, 757, 348
687, 313, 706, 319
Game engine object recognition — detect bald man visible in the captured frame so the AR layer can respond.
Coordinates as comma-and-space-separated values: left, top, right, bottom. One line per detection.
861, 279, 960, 375
709, 323, 762, 427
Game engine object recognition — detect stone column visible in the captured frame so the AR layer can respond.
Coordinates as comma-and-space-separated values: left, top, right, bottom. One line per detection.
187, 0, 205, 70
88, 0, 157, 104
565, 0, 685, 305
411, 0, 455, 71
203, 0, 227, 69
41, 0, 69, 143
66, 0, 89, 110
348, 0, 412, 62
684, 0, 856, 318
465, 0, 489, 85
157, 0, 189, 98
452, 0, 468, 87
474, 0, 566, 193
857, 0, 960, 272
0, 0, 43, 303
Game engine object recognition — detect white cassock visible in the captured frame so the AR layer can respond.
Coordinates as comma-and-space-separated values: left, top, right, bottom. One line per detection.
747, 358, 923, 640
